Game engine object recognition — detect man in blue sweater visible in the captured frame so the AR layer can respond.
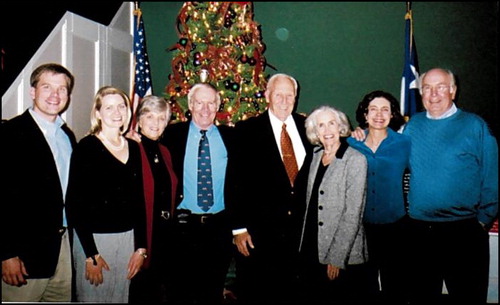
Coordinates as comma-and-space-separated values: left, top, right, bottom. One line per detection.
404, 68, 498, 305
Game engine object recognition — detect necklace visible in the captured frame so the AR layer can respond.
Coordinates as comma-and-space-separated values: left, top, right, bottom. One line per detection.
99, 133, 125, 151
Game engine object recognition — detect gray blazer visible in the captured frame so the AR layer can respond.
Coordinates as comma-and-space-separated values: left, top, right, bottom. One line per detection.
299, 142, 368, 269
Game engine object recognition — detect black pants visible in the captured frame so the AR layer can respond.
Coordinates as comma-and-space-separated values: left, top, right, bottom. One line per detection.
169, 211, 233, 305
235, 234, 301, 305
129, 220, 175, 304
297, 253, 374, 305
364, 217, 410, 305
407, 217, 490, 305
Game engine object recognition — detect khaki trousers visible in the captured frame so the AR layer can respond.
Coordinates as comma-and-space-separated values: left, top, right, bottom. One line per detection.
1, 230, 72, 302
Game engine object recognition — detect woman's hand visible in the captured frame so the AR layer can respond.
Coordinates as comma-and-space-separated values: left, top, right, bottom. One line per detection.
127, 248, 146, 279
327, 264, 341, 280
85, 254, 110, 286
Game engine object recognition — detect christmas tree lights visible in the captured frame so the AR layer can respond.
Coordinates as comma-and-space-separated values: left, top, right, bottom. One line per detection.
165, 2, 270, 125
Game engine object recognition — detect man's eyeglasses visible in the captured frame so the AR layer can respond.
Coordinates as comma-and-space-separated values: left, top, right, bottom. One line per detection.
421, 84, 450, 95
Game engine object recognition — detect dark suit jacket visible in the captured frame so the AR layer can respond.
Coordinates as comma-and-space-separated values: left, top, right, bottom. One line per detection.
1, 110, 77, 278
230, 110, 314, 253
161, 121, 237, 211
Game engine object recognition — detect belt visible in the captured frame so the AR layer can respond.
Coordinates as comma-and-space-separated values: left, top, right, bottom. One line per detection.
189, 213, 214, 224
58, 227, 67, 235
175, 209, 223, 225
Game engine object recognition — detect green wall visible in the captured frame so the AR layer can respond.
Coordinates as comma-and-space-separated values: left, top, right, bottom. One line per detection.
141, 2, 497, 135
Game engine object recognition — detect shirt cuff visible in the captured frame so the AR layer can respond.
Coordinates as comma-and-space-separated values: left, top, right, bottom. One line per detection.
232, 228, 247, 236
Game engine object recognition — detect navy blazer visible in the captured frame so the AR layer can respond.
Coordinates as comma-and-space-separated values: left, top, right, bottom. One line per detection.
1, 110, 77, 278
230, 110, 314, 251
161, 121, 237, 211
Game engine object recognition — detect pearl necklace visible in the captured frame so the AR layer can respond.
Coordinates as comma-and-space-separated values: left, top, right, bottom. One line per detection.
99, 133, 125, 151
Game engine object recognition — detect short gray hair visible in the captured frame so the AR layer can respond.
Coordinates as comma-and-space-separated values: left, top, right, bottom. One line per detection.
418, 68, 457, 95
266, 73, 298, 96
187, 83, 221, 109
305, 105, 351, 146
137, 95, 171, 121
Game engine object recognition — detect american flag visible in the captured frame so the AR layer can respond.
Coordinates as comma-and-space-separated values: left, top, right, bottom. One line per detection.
131, 7, 152, 130
400, 2, 420, 121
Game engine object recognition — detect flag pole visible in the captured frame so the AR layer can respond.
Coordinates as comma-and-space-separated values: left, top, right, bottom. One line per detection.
406, 2, 414, 54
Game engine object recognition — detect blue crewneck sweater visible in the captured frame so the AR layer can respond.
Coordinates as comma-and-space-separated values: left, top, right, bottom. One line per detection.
404, 109, 498, 225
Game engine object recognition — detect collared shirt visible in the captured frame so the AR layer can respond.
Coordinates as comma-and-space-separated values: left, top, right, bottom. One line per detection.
29, 108, 72, 226
178, 121, 227, 214
347, 129, 410, 224
268, 110, 306, 170
426, 102, 457, 120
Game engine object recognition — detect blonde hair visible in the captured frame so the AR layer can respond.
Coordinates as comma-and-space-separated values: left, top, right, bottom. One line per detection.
89, 86, 132, 135
305, 105, 351, 146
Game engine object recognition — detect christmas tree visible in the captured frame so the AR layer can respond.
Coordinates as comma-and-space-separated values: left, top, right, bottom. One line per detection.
165, 2, 270, 125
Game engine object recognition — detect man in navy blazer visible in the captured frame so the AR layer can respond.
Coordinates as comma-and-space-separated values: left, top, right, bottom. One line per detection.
161, 83, 237, 304
231, 73, 314, 304
1, 63, 77, 302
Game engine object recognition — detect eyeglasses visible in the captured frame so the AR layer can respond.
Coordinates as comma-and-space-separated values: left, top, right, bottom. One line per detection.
421, 84, 450, 95
192, 100, 218, 110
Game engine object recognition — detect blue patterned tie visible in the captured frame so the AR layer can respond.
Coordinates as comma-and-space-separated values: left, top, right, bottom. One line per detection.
197, 130, 214, 212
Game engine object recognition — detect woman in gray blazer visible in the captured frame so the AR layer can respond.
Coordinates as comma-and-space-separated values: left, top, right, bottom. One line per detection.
298, 105, 370, 304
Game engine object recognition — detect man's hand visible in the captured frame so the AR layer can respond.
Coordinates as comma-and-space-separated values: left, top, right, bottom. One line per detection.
2, 257, 28, 286
233, 232, 254, 257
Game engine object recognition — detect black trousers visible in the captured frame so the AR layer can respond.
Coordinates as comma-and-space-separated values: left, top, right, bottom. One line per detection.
407, 217, 490, 305
364, 216, 410, 305
129, 220, 175, 304
235, 233, 301, 305
169, 211, 233, 305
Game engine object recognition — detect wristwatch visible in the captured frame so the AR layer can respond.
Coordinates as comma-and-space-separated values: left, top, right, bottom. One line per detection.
136, 249, 147, 259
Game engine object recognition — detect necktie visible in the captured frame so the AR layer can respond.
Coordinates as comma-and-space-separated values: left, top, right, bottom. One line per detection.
281, 123, 299, 185
197, 130, 214, 212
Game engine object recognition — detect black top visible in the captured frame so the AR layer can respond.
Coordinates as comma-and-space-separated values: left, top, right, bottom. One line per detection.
301, 162, 329, 263
140, 134, 173, 264
66, 135, 146, 257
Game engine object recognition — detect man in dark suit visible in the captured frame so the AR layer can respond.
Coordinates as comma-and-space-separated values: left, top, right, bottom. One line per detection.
1, 63, 77, 302
161, 83, 236, 304
231, 73, 314, 304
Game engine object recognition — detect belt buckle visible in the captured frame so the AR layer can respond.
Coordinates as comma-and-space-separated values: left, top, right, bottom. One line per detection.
58, 227, 66, 234
200, 215, 209, 224
161, 210, 171, 220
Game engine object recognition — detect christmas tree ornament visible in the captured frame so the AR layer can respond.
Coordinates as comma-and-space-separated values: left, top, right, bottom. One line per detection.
200, 69, 209, 83
166, 2, 270, 125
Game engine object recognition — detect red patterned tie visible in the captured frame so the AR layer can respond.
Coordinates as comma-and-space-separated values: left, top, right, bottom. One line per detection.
281, 123, 299, 185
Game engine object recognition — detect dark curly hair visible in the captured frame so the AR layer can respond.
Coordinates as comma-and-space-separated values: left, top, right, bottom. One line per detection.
355, 90, 406, 131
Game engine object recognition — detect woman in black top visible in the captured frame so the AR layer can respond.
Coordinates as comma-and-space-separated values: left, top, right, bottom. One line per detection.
66, 86, 147, 303
128, 95, 178, 303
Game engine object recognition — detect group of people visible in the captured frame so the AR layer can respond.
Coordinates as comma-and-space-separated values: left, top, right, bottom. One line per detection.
1, 63, 498, 305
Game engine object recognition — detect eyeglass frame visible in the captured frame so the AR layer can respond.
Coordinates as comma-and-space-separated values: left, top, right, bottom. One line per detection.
421, 84, 453, 95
